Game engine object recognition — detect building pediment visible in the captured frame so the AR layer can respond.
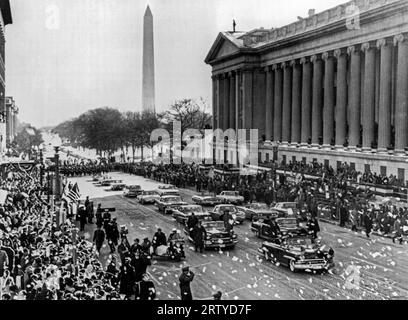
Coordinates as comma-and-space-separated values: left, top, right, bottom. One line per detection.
205, 32, 244, 65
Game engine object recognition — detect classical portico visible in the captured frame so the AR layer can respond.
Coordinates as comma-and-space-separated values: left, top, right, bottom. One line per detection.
205, 0, 408, 182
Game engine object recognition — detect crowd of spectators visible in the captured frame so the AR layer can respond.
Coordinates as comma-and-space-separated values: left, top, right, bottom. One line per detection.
0, 167, 156, 300
116, 160, 407, 241
262, 160, 407, 188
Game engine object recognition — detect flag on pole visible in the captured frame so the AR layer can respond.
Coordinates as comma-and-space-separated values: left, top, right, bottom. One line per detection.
67, 183, 81, 202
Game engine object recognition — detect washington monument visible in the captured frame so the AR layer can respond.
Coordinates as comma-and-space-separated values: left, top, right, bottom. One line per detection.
142, 5, 155, 113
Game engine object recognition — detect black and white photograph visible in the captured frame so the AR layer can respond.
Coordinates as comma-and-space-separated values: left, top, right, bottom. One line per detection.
0, 0, 408, 312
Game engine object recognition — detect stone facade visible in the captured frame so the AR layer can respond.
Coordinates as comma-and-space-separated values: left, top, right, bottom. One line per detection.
205, 0, 408, 182
0, 0, 12, 157
5, 96, 18, 145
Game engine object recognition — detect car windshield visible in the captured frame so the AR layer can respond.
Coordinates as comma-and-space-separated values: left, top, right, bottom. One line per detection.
163, 197, 182, 203
181, 206, 203, 213
277, 218, 298, 228
250, 203, 269, 210
128, 186, 141, 190
202, 221, 225, 229
162, 190, 179, 195
143, 191, 157, 195
223, 191, 238, 196
285, 237, 313, 246
219, 206, 237, 213
281, 203, 297, 209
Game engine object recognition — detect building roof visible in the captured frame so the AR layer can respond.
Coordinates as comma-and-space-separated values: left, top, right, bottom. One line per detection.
205, 0, 404, 65
0, 0, 12, 25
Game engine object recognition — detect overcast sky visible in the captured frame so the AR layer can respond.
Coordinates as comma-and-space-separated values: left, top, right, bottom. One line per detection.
5, 0, 346, 128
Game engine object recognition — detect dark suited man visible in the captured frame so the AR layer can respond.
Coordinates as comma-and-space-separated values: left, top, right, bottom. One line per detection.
179, 266, 194, 301
78, 205, 87, 231
93, 226, 105, 253
193, 221, 207, 253
187, 213, 199, 236
135, 273, 156, 300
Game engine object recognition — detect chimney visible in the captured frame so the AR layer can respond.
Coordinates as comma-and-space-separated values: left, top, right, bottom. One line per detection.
308, 9, 315, 17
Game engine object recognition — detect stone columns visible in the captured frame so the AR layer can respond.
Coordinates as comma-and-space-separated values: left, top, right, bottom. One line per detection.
300, 57, 312, 146
282, 62, 292, 145
216, 75, 222, 130
334, 49, 347, 149
212, 75, 217, 130
242, 70, 253, 131
223, 74, 230, 131
235, 71, 240, 131
348, 45, 361, 149
265, 66, 274, 142
322, 52, 335, 148
273, 64, 283, 142
291, 60, 301, 145
394, 34, 408, 154
311, 54, 323, 147
362, 42, 376, 151
377, 38, 392, 153
229, 71, 236, 131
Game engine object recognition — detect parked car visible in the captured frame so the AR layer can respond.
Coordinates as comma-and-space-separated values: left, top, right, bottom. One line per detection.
137, 190, 160, 204
192, 193, 223, 206
210, 204, 246, 224
216, 191, 244, 205
184, 220, 238, 249
251, 217, 310, 240
110, 183, 126, 191
237, 203, 280, 221
124, 185, 143, 198
259, 235, 334, 272
155, 195, 187, 214
172, 205, 211, 224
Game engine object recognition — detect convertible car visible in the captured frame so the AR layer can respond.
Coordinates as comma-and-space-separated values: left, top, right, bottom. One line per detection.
184, 220, 238, 249
237, 203, 282, 221
155, 195, 187, 214
192, 193, 223, 206
172, 204, 211, 224
259, 235, 334, 272
251, 217, 310, 240
216, 191, 244, 205
124, 185, 143, 198
210, 204, 246, 224
137, 190, 160, 204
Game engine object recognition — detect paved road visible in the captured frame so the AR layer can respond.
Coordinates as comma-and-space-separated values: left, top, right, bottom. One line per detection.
71, 172, 408, 300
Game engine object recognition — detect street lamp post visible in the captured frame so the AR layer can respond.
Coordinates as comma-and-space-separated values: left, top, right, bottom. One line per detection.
54, 146, 61, 201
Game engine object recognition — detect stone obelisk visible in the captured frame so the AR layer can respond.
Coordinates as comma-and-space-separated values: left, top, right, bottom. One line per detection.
142, 5, 155, 113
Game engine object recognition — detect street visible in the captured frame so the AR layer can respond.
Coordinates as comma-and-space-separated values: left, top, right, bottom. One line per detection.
70, 172, 408, 300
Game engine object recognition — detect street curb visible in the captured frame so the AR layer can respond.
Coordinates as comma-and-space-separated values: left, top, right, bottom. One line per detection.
319, 218, 393, 239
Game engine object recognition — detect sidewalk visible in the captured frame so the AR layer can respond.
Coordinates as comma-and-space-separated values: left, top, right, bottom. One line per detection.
319, 217, 393, 239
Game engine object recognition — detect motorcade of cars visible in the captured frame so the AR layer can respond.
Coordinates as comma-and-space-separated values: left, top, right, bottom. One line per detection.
216, 191, 244, 205
155, 195, 188, 214
184, 220, 238, 249
191, 193, 223, 206
259, 235, 334, 272
210, 204, 246, 224
172, 205, 212, 224
137, 190, 160, 204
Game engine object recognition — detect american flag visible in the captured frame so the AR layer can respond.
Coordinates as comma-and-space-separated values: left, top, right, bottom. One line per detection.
62, 182, 81, 203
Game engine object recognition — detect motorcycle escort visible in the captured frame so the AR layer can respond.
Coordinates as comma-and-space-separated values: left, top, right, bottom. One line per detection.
151, 233, 186, 262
